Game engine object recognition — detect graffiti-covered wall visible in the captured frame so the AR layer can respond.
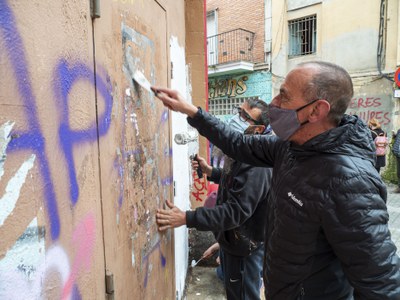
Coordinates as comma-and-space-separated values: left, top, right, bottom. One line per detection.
0, 0, 203, 299
0, 0, 105, 298
347, 78, 396, 134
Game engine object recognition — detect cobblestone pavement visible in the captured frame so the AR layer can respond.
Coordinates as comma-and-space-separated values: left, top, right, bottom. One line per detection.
387, 183, 400, 255
186, 267, 226, 300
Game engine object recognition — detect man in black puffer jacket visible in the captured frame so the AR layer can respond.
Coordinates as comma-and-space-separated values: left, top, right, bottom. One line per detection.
153, 61, 400, 300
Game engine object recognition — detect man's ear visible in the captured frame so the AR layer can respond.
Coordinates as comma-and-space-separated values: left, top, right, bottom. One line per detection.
309, 100, 330, 122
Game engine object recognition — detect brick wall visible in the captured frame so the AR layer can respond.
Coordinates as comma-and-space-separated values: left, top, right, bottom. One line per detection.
207, 0, 265, 63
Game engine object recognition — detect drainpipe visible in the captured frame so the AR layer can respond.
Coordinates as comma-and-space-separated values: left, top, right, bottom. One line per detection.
204, 0, 209, 111
264, 0, 272, 69
203, 0, 210, 162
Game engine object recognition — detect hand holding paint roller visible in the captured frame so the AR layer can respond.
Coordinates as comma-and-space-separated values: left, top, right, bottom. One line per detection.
190, 256, 205, 268
191, 242, 220, 268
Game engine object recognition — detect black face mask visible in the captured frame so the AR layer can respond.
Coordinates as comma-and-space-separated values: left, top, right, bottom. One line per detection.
267, 99, 318, 140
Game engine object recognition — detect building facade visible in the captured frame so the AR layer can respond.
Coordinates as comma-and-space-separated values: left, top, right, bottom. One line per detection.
206, 0, 273, 123
271, 0, 400, 133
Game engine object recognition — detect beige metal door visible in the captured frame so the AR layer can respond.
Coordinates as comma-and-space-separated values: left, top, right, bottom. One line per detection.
0, 1, 106, 298
93, 1, 174, 299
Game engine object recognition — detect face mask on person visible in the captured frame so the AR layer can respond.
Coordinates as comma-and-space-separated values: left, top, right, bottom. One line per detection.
268, 99, 318, 140
227, 114, 251, 133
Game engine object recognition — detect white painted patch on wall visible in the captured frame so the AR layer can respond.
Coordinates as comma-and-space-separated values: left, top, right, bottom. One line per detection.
0, 121, 15, 180
170, 35, 191, 300
0, 154, 36, 226
0, 243, 70, 299
130, 112, 139, 136
0, 218, 45, 277
131, 233, 137, 267
0, 218, 46, 298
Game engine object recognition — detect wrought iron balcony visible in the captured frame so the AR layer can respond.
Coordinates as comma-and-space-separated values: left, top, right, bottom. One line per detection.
207, 28, 255, 66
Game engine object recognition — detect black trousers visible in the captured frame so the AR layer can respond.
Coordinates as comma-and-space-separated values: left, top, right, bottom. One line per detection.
220, 246, 264, 300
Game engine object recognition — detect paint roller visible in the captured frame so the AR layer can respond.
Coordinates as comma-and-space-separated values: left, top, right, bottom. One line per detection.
173, 131, 203, 178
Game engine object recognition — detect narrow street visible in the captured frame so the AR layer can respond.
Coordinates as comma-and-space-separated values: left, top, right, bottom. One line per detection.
185, 183, 400, 299
388, 183, 400, 255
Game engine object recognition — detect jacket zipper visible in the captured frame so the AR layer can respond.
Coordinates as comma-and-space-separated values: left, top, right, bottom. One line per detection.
299, 285, 305, 300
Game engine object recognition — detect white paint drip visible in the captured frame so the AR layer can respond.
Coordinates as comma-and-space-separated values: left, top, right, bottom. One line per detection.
0, 154, 36, 226
130, 113, 139, 136
0, 121, 15, 180
131, 236, 136, 267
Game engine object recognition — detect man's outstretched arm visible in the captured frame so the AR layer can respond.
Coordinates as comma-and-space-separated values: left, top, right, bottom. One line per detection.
153, 86, 277, 168
152, 87, 198, 117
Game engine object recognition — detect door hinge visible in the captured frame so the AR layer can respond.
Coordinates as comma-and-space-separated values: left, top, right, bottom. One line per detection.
171, 62, 174, 79
173, 181, 176, 197
105, 270, 114, 295
90, 0, 101, 19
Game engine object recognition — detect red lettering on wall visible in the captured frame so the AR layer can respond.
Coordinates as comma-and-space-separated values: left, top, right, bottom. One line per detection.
347, 96, 391, 126
191, 170, 206, 202
349, 97, 382, 109
191, 190, 205, 202
348, 110, 391, 125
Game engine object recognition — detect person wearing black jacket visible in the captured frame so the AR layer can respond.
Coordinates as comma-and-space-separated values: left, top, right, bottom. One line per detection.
156, 98, 272, 300
152, 61, 400, 300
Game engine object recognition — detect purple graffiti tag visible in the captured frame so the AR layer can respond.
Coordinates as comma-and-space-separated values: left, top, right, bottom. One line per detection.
161, 176, 173, 186
54, 60, 112, 204
0, 0, 60, 240
72, 285, 82, 300
0, 0, 113, 239
164, 147, 173, 157
142, 241, 166, 287
160, 110, 169, 123
113, 155, 125, 208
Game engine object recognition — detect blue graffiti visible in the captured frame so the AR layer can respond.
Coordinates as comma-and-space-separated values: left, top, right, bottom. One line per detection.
55, 59, 112, 204
0, 0, 61, 240
142, 240, 166, 287
0, 0, 113, 239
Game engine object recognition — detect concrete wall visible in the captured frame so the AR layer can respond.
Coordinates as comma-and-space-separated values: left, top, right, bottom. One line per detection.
0, 0, 205, 299
186, 0, 209, 209
271, 0, 400, 132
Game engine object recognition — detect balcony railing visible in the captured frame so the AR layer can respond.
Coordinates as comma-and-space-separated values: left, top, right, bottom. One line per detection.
207, 28, 255, 66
